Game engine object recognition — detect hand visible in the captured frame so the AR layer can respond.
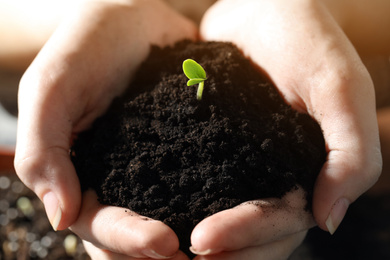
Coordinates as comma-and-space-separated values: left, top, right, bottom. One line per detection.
14, 0, 197, 258
198, 0, 382, 258
71, 190, 190, 260
190, 188, 314, 260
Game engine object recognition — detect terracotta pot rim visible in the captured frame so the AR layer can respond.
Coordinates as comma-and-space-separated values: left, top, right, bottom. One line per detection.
0, 146, 15, 156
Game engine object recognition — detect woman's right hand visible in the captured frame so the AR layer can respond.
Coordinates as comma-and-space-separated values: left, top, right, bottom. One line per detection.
14, 0, 197, 258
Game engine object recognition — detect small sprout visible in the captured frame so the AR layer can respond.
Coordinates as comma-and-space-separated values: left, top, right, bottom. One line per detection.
182, 59, 207, 100
16, 196, 35, 217
63, 234, 78, 256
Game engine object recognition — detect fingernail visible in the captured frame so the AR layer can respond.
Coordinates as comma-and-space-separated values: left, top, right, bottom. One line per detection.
325, 198, 349, 235
43, 191, 62, 231
142, 249, 175, 259
189, 246, 221, 255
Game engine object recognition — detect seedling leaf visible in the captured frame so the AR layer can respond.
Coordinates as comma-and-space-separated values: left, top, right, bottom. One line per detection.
187, 78, 205, 86
183, 59, 206, 79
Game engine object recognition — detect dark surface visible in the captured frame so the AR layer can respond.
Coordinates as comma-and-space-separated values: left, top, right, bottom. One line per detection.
2, 172, 389, 260
71, 41, 327, 256
0, 173, 90, 260
290, 193, 390, 260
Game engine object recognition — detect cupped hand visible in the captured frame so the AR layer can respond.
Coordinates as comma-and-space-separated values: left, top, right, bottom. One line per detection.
72, 190, 190, 260
198, 0, 382, 258
190, 188, 314, 260
14, 0, 197, 258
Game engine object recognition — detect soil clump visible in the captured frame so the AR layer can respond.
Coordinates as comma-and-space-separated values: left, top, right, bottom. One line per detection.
71, 41, 327, 256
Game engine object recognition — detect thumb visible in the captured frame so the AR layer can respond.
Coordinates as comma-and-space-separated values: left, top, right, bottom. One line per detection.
313, 149, 380, 234
14, 71, 81, 231
311, 72, 382, 234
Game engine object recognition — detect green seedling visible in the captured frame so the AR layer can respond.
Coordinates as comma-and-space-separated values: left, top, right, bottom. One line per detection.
182, 59, 207, 100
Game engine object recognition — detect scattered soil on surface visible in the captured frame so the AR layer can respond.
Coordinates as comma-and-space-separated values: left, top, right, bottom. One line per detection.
71, 41, 327, 256
0, 173, 89, 260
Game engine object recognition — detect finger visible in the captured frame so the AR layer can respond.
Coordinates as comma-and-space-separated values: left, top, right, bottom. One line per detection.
190, 189, 315, 255
193, 231, 307, 260
83, 241, 136, 260
71, 190, 180, 259
83, 241, 191, 260
311, 69, 382, 233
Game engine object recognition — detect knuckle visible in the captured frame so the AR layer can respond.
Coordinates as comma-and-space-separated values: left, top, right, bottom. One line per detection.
14, 153, 43, 190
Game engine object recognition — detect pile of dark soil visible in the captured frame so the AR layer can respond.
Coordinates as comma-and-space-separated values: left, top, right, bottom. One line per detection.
71, 41, 327, 255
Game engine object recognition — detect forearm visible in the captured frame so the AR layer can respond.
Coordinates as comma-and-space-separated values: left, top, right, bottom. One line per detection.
0, 0, 179, 71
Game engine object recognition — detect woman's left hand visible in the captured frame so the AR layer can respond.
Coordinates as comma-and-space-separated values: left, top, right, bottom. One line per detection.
196, 0, 382, 258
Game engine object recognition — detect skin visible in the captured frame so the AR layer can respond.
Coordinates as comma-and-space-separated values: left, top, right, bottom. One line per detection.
7, 0, 388, 259
14, 0, 197, 258
0, 0, 79, 71
197, 0, 382, 258
191, 188, 314, 260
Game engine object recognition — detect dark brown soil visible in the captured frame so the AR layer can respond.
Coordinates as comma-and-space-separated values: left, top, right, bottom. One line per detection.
71, 41, 326, 256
